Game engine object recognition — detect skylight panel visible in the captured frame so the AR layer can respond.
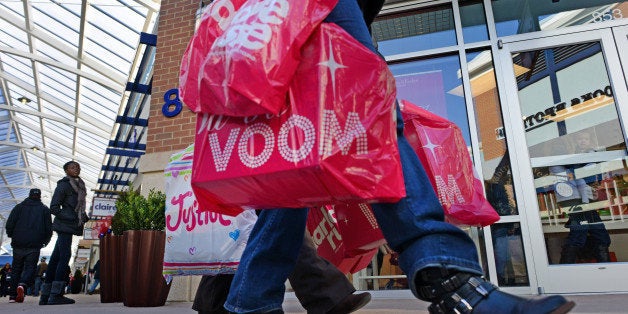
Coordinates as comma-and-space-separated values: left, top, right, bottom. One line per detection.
46, 120, 73, 140
31, 4, 80, 48
36, 41, 78, 69
0, 22, 28, 51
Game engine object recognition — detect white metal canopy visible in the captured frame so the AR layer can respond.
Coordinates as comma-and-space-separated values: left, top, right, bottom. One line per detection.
0, 0, 159, 254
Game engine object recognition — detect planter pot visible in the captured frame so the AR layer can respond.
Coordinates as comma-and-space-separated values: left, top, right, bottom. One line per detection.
122, 230, 171, 307
99, 235, 125, 303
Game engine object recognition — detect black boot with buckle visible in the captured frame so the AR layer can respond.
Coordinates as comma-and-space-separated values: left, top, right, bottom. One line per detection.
415, 267, 576, 314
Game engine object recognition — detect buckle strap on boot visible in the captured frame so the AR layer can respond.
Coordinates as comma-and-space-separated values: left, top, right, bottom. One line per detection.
428, 277, 497, 314
417, 270, 472, 301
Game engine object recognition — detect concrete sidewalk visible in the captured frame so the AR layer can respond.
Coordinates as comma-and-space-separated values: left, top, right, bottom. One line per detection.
0, 292, 625, 313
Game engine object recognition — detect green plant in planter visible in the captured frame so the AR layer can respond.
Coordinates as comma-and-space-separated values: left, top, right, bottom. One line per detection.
112, 186, 166, 234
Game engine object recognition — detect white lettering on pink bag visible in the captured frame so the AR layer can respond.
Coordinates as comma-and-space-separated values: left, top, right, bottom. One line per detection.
204, 110, 369, 171
311, 206, 342, 251
320, 110, 367, 156
434, 174, 466, 206
209, 0, 238, 31
215, 0, 289, 51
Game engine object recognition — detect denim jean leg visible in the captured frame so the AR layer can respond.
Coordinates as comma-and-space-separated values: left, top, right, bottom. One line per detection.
224, 208, 308, 313
33, 277, 42, 295
324, 0, 376, 54
371, 108, 483, 298
45, 241, 59, 284
46, 232, 73, 283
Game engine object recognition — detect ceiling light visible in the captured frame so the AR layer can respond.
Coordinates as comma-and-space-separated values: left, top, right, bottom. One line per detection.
17, 96, 32, 104
31, 146, 40, 152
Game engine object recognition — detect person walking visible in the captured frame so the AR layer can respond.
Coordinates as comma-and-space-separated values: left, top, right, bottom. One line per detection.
222, 1, 576, 314
32, 257, 48, 296
5, 189, 53, 303
87, 260, 100, 294
0, 263, 11, 298
41, 161, 88, 305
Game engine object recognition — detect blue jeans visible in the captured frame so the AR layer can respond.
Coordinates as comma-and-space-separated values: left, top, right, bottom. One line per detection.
224, 0, 482, 312
45, 232, 73, 283
89, 278, 100, 293
33, 276, 43, 296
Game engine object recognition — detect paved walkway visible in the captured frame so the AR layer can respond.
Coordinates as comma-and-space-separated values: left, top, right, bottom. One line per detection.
1, 292, 626, 313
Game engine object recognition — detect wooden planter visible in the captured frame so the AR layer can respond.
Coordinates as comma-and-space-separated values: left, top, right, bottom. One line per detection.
122, 230, 171, 307
99, 234, 125, 303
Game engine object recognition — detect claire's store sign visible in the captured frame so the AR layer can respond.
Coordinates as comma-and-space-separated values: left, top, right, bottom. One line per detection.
92, 197, 117, 216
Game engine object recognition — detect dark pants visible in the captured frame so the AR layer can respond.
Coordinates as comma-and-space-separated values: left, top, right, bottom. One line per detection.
10, 247, 40, 297
45, 232, 73, 283
565, 211, 611, 248
193, 233, 354, 313
33, 276, 43, 295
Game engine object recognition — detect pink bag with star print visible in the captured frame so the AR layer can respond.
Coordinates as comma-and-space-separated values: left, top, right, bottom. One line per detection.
400, 100, 499, 227
192, 23, 404, 214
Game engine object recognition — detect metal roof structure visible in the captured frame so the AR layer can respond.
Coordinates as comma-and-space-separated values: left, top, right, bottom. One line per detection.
0, 0, 160, 254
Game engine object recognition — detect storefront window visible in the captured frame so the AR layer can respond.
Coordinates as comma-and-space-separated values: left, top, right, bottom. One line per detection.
511, 41, 628, 265
492, 1, 628, 37
464, 50, 519, 217
491, 222, 530, 286
389, 55, 472, 146
372, 4, 457, 56
460, 0, 489, 42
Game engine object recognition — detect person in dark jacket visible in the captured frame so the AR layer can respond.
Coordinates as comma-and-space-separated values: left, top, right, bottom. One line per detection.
5, 188, 53, 303
0, 263, 11, 298
41, 161, 88, 306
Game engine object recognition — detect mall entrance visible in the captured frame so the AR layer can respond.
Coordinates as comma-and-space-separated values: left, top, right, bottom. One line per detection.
496, 21, 628, 293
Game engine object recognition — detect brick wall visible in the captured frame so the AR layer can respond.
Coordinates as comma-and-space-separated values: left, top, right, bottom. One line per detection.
146, 0, 198, 154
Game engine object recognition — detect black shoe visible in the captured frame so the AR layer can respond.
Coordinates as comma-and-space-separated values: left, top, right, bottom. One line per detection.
327, 292, 371, 314
47, 294, 75, 305
429, 277, 575, 314
39, 295, 49, 305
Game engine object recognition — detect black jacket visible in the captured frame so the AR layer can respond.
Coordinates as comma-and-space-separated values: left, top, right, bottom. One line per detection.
6, 198, 53, 249
50, 177, 83, 235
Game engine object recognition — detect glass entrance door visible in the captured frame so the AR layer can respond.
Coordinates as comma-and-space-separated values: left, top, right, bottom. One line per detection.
497, 27, 628, 293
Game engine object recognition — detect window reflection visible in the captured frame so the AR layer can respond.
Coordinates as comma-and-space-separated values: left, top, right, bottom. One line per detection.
492, 0, 628, 37
491, 223, 530, 286
512, 40, 628, 265
389, 55, 471, 145
372, 4, 457, 55
464, 50, 520, 216
460, 0, 489, 42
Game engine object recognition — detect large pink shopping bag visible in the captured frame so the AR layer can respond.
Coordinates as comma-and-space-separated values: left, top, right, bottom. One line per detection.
306, 204, 385, 274
401, 100, 499, 227
191, 23, 405, 214
179, 0, 247, 113
182, 0, 338, 116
